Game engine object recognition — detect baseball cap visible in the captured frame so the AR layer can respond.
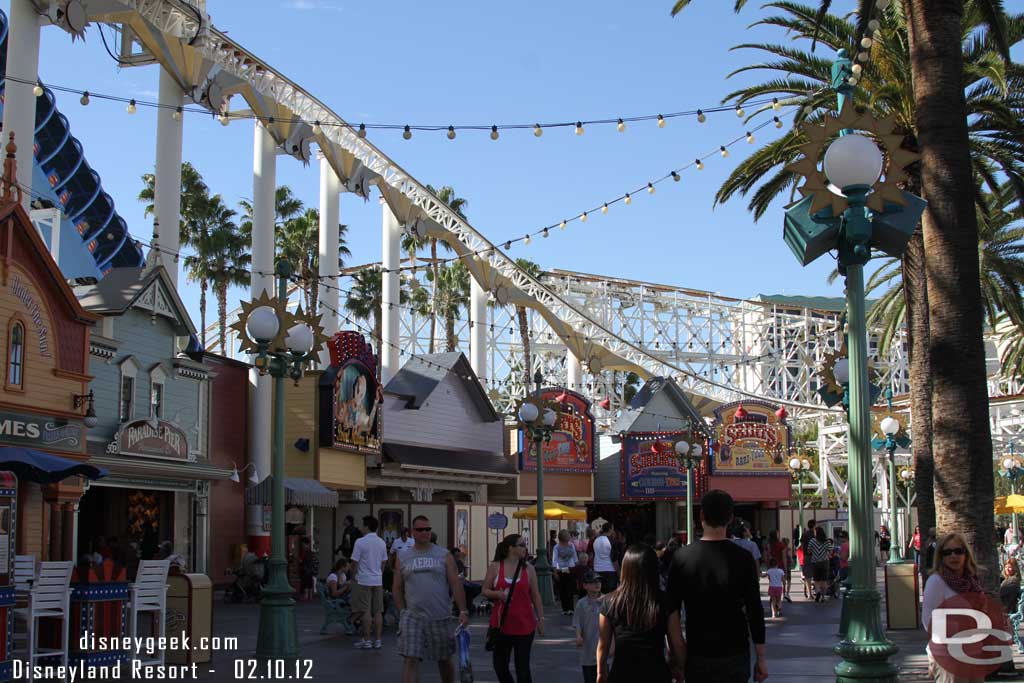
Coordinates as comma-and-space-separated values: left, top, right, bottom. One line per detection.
582, 570, 600, 584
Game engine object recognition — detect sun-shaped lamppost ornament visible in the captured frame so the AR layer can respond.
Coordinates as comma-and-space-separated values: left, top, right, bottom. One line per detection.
234, 261, 328, 661
781, 48, 927, 681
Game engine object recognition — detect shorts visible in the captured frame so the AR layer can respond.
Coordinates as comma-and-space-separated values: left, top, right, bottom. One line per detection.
768, 586, 783, 598
812, 560, 829, 582
351, 584, 384, 616
397, 611, 454, 661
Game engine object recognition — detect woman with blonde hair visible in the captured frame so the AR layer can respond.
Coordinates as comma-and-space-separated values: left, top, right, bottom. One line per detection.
921, 532, 987, 682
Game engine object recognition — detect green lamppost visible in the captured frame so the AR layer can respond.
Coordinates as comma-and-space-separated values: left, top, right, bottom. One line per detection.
232, 261, 327, 659
782, 50, 925, 683
788, 453, 812, 536
673, 437, 703, 544
517, 370, 559, 607
999, 444, 1022, 546
872, 389, 910, 564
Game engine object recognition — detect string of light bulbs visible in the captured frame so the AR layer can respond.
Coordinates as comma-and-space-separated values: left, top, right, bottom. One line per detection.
7, 73, 792, 139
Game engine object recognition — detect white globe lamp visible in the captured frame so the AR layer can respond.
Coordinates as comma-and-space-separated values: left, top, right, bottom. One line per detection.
1004, 457, 1016, 471
790, 457, 802, 471
518, 403, 539, 423
285, 323, 315, 354
823, 134, 884, 191
880, 416, 900, 436
675, 441, 691, 456
542, 408, 558, 428
833, 358, 850, 384
246, 306, 280, 343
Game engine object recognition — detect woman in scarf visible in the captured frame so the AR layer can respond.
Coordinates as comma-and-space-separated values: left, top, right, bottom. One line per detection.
920, 532, 989, 682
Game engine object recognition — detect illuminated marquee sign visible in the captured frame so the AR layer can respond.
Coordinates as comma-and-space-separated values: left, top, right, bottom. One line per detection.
710, 400, 791, 475
519, 388, 595, 473
620, 432, 704, 500
319, 331, 382, 455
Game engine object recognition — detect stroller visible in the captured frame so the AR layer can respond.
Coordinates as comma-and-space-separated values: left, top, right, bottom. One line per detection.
224, 552, 266, 603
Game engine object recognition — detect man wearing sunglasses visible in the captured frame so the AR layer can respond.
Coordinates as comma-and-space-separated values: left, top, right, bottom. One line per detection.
393, 515, 469, 683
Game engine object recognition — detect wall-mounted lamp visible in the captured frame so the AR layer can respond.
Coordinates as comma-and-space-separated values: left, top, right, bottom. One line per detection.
230, 462, 260, 484
73, 390, 98, 428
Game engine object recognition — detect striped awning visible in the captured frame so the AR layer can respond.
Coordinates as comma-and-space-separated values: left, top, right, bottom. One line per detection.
245, 477, 338, 509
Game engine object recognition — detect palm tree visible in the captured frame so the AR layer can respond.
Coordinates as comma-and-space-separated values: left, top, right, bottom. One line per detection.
344, 267, 413, 350
434, 261, 470, 352
677, 0, 1022, 567
422, 185, 468, 353
276, 207, 351, 315
672, 0, 1019, 586
513, 259, 542, 385
138, 161, 210, 252
181, 194, 239, 346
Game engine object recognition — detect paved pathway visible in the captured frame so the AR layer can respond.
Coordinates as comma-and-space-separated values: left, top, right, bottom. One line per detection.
167, 577, 1022, 682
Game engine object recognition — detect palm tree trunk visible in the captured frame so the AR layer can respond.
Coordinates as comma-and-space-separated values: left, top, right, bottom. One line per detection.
908, 0, 996, 583
446, 312, 456, 352
373, 309, 382, 357
517, 306, 531, 386
902, 230, 934, 540
217, 278, 229, 353
199, 281, 208, 348
429, 240, 439, 354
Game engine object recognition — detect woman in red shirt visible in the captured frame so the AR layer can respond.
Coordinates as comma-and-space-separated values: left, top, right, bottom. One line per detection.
483, 534, 544, 683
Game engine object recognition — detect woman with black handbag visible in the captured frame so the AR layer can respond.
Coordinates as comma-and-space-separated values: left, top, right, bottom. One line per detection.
482, 534, 544, 683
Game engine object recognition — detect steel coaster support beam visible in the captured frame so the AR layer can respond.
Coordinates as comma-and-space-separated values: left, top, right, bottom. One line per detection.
317, 153, 341, 366
470, 277, 488, 385
154, 67, 184, 285
381, 201, 401, 385
567, 350, 582, 393
3, 0, 39, 211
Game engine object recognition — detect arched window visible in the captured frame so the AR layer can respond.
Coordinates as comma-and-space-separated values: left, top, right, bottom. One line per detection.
8, 322, 24, 388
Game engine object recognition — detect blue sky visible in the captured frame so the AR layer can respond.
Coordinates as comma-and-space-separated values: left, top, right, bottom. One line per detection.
16, 0, 863, 330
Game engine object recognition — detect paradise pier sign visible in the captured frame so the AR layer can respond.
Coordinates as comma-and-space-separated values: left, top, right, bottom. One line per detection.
106, 418, 192, 462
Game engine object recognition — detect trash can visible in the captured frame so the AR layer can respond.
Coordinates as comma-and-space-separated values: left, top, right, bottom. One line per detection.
166, 573, 213, 664
884, 561, 920, 630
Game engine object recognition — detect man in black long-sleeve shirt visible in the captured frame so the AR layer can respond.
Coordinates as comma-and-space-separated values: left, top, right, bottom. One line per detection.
667, 489, 767, 682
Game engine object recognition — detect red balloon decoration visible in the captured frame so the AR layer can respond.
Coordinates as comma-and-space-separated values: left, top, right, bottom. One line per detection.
775, 405, 788, 421
555, 391, 570, 404
598, 397, 611, 410
734, 404, 748, 420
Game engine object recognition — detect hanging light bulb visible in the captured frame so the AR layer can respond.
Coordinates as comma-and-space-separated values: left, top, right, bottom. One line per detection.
861, 36, 873, 48
490, 125, 500, 141
580, 211, 588, 222
533, 123, 543, 137
868, 19, 880, 32
696, 109, 706, 123
617, 118, 626, 133
172, 106, 183, 121
624, 193, 632, 205
671, 171, 680, 182
402, 125, 412, 140
657, 114, 666, 128
695, 159, 705, 170
601, 203, 609, 213
542, 228, 549, 238
447, 126, 456, 140
746, 131, 755, 144
127, 99, 137, 115
772, 97, 781, 111
575, 121, 584, 135
33, 84, 43, 97
524, 234, 532, 245
358, 123, 367, 138
852, 63, 863, 75
647, 182, 655, 194
79, 91, 90, 106
735, 104, 745, 117
219, 113, 230, 126
720, 146, 729, 158
774, 116, 783, 129
504, 241, 512, 250
848, 76, 859, 86
559, 219, 567, 230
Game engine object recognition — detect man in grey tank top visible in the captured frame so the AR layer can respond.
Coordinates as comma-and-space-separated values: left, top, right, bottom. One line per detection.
393, 515, 469, 683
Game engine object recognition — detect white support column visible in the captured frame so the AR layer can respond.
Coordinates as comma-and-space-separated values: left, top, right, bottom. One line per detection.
3, 0, 40, 211
470, 278, 488, 385
247, 121, 276, 554
567, 349, 582, 392
317, 154, 341, 366
381, 201, 401, 385
154, 69, 184, 285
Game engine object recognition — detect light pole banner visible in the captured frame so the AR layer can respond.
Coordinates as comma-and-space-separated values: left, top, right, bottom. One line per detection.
710, 400, 792, 476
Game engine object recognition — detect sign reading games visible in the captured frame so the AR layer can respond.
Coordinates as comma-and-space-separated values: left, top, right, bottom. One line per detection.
0, 410, 83, 453
620, 432, 703, 500
710, 400, 791, 475
319, 332, 382, 455
107, 418, 191, 461
519, 389, 595, 473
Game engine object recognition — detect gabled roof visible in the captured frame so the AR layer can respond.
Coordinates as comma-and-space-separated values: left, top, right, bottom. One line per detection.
73, 266, 196, 336
384, 352, 498, 422
383, 443, 517, 477
612, 376, 709, 435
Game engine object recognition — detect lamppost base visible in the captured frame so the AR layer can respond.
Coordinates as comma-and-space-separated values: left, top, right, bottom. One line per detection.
534, 550, 555, 607
255, 559, 299, 660
833, 588, 898, 682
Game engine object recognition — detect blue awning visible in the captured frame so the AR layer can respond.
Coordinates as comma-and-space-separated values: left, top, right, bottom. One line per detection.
245, 477, 338, 509
0, 447, 107, 484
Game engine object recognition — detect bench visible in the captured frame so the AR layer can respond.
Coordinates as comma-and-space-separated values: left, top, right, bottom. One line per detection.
317, 581, 354, 636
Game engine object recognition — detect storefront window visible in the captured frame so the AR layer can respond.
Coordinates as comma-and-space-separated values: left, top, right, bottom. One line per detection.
7, 322, 23, 388
120, 376, 134, 422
